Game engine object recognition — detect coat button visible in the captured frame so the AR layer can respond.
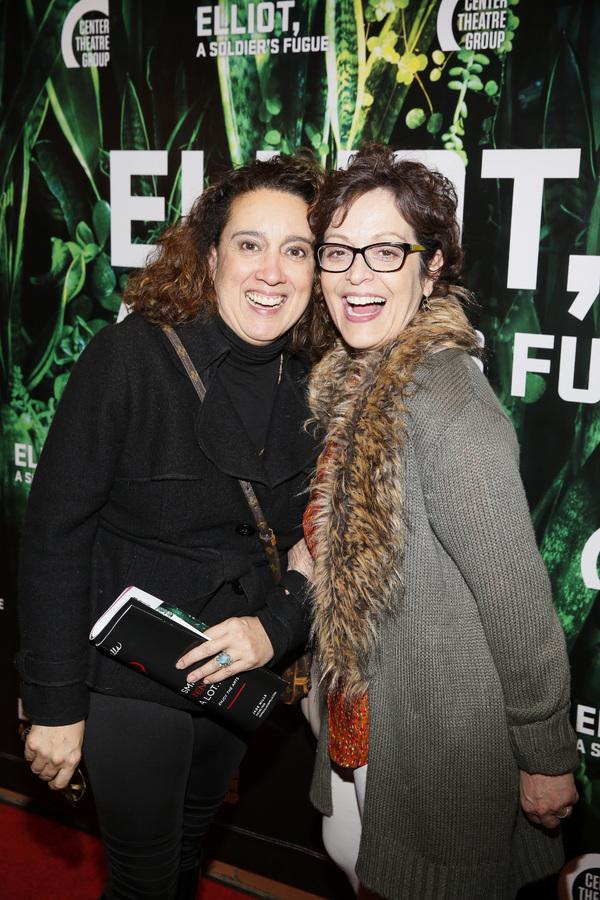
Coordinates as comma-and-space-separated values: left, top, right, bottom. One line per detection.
232, 579, 245, 595
235, 524, 255, 536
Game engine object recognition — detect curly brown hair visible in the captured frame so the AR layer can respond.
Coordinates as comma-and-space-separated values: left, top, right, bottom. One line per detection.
307, 142, 468, 354
124, 150, 323, 349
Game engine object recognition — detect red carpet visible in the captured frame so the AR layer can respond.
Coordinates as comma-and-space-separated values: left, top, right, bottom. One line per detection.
0, 802, 252, 899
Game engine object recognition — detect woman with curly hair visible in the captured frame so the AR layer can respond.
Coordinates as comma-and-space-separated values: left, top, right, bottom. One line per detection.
302, 143, 578, 899
17, 152, 321, 900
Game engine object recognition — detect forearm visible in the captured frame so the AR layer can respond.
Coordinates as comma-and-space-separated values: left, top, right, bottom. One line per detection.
17, 474, 102, 722
424, 403, 578, 771
17, 330, 128, 722
255, 569, 311, 662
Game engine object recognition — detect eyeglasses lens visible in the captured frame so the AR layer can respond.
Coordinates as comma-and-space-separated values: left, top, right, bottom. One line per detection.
319, 245, 406, 272
364, 245, 406, 271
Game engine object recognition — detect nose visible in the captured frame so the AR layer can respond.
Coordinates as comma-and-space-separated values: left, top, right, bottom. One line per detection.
257, 249, 286, 284
346, 250, 373, 283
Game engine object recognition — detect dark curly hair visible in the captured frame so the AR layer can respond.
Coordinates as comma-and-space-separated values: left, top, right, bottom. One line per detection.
307, 142, 467, 353
124, 150, 323, 350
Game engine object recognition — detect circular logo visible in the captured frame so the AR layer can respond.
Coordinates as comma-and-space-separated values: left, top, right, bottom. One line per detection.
436, 0, 461, 52
573, 868, 600, 899
61, 0, 110, 69
559, 855, 600, 900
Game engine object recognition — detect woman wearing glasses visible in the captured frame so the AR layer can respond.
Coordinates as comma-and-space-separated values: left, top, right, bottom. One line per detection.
302, 143, 579, 899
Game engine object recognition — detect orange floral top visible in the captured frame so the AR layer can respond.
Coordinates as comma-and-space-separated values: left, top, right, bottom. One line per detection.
303, 443, 369, 768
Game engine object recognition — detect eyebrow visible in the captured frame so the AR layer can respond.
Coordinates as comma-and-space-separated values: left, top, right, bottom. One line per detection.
230, 230, 314, 245
325, 232, 409, 243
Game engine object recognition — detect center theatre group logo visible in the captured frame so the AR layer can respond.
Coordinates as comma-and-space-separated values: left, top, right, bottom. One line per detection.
559, 855, 600, 900
61, 0, 110, 69
573, 869, 600, 900
436, 0, 508, 53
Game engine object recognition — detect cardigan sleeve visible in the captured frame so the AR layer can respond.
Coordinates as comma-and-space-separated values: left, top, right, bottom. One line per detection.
16, 325, 130, 725
417, 355, 578, 776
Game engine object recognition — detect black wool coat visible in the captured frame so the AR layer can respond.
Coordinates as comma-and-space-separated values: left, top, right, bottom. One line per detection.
16, 312, 319, 725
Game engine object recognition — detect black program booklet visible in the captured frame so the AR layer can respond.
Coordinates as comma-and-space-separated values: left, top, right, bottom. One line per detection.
90, 586, 287, 732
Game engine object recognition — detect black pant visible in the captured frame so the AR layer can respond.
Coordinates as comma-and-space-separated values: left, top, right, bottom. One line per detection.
84, 692, 248, 900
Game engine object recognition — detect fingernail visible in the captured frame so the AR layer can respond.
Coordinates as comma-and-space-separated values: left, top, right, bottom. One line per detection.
187, 675, 197, 684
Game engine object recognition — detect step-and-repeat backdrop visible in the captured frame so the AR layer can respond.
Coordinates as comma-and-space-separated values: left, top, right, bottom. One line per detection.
1, 1, 599, 897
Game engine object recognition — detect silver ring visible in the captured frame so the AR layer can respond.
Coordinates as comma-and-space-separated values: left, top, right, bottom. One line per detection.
556, 806, 572, 819
216, 651, 233, 669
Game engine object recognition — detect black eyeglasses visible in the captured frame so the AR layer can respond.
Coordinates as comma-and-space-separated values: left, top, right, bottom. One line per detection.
317, 242, 426, 273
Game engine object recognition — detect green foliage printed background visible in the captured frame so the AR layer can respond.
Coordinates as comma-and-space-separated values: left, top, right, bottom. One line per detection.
1, 0, 599, 851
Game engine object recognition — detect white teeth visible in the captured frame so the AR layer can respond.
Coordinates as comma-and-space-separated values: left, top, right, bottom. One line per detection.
246, 291, 285, 308
345, 296, 386, 318
346, 296, 386, 307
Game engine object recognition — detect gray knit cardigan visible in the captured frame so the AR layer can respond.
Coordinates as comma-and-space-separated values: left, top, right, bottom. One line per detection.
309, 349, 578, 900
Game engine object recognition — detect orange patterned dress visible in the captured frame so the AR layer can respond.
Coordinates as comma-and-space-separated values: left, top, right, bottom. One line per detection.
303, 443, 369, 768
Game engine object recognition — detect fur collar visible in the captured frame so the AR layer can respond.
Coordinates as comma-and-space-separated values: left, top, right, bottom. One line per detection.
307, 293, 481, 699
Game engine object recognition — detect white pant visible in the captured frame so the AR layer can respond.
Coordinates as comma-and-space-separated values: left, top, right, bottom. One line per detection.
323, 764, 368, 893
302, 690, 375, 896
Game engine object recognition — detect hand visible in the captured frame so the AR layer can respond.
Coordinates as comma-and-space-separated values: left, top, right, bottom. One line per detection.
519, 770, 579, 828
23, 721, 85, 792
287, 537, 314, 581
176, 616, 274, 685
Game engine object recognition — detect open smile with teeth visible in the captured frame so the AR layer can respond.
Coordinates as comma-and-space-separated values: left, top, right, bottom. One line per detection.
245, 290, 286, 309
345, 295, 386, 317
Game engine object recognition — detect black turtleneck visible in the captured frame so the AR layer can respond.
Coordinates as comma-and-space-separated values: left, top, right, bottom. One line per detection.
216, 316, 288, 453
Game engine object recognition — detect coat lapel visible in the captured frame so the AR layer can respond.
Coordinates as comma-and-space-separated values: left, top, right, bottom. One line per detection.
261, 363, 320, 486
195, 376, 268, 483
167, 320, 318, 488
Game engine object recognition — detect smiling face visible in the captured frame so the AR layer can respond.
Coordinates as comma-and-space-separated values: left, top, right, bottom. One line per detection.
320, 187, 440, 351
208, 188, 315, 346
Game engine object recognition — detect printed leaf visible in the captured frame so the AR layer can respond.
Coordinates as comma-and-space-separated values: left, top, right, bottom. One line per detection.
90, 254, 117, 300
92, 201, 111, 249
34, 141, 89, 239
0, 0, 71, 189
30, 237, 70, 286
406, 108, 426, 129
540, 452, 600, 649
45, 65, 103, 199
326, 0, 362, 148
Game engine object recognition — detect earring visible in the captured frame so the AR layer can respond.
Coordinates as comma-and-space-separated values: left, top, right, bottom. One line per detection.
421, 295, 432, 312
